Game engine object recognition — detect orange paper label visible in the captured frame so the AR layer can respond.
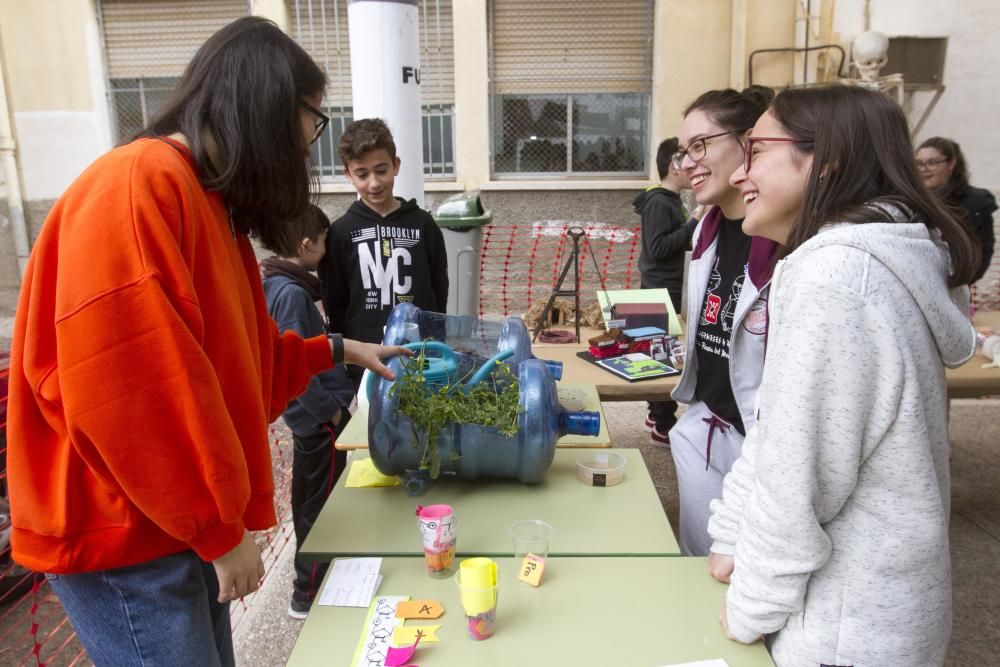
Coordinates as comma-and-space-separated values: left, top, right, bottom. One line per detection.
395, 600, 445, 620
518, 553, 546, 587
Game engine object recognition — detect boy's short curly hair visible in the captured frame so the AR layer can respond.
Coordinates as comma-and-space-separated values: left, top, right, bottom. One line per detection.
337, 118, 397, 165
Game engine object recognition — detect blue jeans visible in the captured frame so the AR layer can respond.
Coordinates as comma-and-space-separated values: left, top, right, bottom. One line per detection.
46, 551, 234, 667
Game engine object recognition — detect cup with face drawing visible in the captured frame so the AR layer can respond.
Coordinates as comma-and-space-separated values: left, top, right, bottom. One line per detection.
416, 504, 459, 578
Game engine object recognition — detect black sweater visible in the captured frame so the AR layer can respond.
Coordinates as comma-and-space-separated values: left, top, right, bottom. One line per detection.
635, 186, 691, 289
952, 186, 997, 284
321, 198, 448, 343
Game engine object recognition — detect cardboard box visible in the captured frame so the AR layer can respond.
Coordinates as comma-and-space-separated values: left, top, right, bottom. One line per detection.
612, 303, 668, 330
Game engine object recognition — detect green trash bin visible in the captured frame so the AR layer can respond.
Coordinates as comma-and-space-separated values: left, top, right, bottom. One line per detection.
432, 190, 492, 316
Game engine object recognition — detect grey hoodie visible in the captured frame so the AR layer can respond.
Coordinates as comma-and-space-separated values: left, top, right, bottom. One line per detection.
708, 217, 975, 666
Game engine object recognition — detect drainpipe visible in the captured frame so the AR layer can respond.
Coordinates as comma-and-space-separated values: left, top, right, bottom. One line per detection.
729, 0, 748, 90
0, 33, 30, 279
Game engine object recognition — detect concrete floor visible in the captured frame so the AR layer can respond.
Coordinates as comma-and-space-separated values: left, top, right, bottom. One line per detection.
234, 398, 1000, 666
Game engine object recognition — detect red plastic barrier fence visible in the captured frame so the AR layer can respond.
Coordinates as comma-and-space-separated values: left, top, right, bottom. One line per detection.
478, 222, 643, 320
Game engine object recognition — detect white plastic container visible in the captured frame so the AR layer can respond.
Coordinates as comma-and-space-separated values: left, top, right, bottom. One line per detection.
576, 452, 626, 487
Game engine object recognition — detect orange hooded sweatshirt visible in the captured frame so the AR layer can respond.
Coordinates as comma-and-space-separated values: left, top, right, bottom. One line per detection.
8, 138, 334, 574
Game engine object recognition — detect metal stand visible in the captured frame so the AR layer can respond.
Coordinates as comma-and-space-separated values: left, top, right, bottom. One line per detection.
532, 227, 586, 343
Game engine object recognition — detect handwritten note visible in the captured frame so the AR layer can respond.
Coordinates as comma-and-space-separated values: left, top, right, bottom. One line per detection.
318, 557, 383, 607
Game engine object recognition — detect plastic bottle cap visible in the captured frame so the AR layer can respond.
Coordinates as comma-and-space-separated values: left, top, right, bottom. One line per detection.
559, 411, 601, 437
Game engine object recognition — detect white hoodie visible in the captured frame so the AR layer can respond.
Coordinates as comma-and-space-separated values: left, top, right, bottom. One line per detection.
707, 217, 975, 667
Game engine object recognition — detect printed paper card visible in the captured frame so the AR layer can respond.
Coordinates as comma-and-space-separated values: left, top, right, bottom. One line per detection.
318, 557, 383, 607
351, 596, 409, 667
596, 353, 679, 381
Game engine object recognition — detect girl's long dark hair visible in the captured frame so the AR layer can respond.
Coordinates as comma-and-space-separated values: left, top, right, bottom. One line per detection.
142, 17, 326, 249
918, 136, 971, 200
772, 86, 978, 287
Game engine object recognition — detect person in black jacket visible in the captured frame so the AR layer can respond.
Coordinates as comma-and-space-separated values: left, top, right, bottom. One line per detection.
635, 137, 694, 446
262, 205, 354, 620
917, 137, 995, 284
320, 119, 449, 390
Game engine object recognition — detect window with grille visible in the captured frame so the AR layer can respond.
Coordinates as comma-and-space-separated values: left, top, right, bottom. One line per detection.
289, 0, 455, 179
488, 0, 653, 177
98, 0, 250, 144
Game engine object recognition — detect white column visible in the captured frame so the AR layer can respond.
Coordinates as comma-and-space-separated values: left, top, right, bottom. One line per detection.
729, 0, 748, 90
348, 0, 424, 206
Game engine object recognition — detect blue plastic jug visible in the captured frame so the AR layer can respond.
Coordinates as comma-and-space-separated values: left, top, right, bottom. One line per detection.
369, 309, 600, 495
381, 304, 563, 380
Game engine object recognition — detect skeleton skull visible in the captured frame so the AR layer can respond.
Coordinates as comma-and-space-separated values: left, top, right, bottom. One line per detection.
853, 30, 890, 82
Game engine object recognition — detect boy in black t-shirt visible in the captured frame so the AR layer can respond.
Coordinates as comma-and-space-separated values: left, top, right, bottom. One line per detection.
320, 119, 448, 391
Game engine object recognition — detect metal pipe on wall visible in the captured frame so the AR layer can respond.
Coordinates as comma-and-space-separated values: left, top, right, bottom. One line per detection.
0, 32, 30, 280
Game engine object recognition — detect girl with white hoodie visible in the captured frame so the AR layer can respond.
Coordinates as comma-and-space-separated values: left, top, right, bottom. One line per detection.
707, 86, 978, 666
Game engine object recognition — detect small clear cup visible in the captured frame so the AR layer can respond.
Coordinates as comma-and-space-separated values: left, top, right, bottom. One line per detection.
510, 519, 553, 560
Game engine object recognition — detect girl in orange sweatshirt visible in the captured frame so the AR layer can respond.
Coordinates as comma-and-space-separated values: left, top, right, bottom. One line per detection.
9, 17, 405, 666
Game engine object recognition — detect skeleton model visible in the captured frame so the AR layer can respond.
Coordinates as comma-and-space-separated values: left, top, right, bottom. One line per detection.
846, 30, 904, 104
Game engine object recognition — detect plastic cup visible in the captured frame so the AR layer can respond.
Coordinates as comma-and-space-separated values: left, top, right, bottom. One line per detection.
455, 559, 500, 640
416, 505, 459, 578
510, 519, 554, 560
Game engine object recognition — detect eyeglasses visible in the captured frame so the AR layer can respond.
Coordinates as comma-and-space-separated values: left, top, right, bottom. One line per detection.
300, 100, 330, 145
743, 136, 801, 174
672, 129, 749, 170
915, 157, 948, 170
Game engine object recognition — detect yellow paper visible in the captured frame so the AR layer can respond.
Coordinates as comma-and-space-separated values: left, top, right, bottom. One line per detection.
458, 558, 497, 616
393, 625, 441, 645
345, 458, 401, 488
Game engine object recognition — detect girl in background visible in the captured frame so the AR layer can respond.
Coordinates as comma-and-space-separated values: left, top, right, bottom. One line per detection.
917, 136, 996, 284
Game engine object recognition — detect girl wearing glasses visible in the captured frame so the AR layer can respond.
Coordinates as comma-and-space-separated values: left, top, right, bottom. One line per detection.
916, 137, 996, 285
709, 86, 976, 665
8, 17, 407, 666
668, 86, 778, 557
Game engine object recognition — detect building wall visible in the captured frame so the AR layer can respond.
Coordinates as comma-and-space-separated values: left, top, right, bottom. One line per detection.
0, 0, 996, 315
833, 0, 1000, 190
0, 0, 111, 201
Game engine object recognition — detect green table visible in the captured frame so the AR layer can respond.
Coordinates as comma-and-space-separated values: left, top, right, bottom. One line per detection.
287, 557, 774, 666
300, 449, 680, 559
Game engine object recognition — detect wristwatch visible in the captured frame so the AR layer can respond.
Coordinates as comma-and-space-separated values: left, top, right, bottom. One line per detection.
328, 333, 344, 365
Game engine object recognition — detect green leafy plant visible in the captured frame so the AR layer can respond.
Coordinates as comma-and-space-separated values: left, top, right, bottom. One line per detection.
389, 348, 521, 478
